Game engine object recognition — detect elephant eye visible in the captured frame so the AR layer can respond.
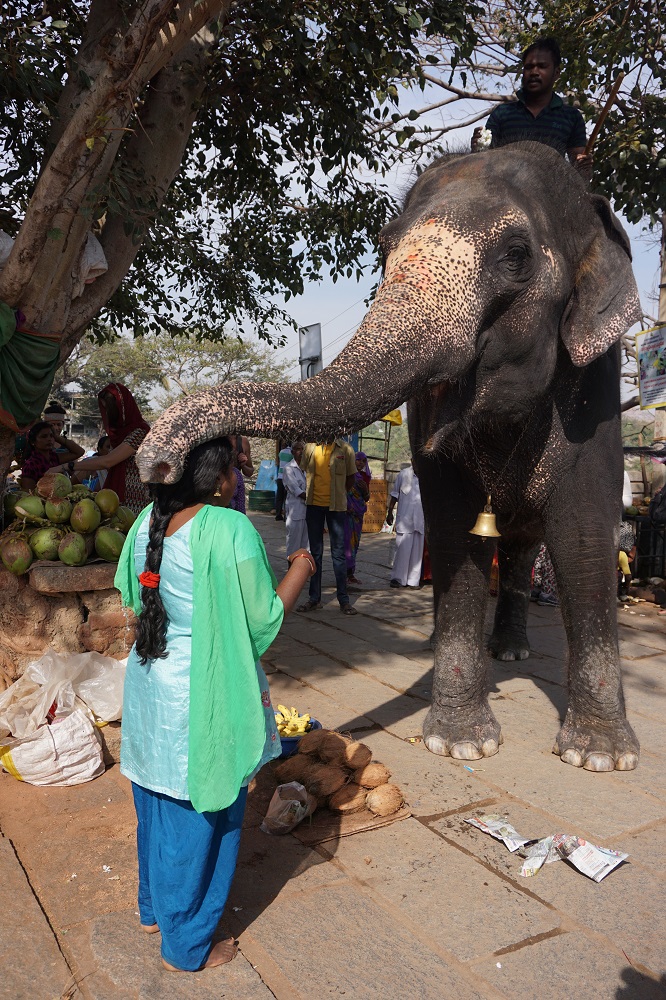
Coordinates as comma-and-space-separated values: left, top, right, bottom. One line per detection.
501, 241, 532, 275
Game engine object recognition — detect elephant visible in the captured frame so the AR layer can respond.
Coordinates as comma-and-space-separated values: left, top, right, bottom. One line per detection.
138, 141, 642, 772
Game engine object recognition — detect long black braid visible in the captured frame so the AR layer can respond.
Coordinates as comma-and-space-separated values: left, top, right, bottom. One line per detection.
134, 436, 234, 664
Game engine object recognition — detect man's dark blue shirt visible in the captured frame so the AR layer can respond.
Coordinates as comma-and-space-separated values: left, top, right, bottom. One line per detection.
487, 91, 587, 157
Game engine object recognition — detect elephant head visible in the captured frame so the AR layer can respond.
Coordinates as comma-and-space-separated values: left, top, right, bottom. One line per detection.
137, 142, 641, 484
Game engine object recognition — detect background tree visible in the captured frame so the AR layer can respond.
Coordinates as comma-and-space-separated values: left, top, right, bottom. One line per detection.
50, 333, 289, 419
0, 0, 478, 479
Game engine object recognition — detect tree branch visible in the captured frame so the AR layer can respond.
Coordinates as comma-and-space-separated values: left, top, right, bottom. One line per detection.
421, 71, 514, 104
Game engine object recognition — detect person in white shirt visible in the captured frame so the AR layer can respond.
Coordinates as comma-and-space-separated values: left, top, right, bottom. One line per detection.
386, 462, 424, 588
283, 440, 309, 558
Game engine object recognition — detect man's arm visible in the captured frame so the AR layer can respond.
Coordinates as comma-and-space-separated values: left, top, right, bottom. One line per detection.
567, 108, 592, 177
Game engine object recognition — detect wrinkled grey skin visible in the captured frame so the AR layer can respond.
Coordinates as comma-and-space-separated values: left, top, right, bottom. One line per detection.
138, 142, 642, 771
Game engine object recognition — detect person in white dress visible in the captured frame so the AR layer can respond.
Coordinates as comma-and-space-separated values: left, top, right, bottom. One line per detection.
283, 441, 309, 558
386, 462, 424, 588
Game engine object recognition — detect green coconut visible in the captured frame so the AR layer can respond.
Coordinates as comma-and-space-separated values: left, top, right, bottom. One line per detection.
110, 505, 136, 532
58, 532, 87, 566
3, 491, 28, 518
14, 496, 45, 519
94, 526, 126, 562
36, 472, 72, 499
70, 498, 102, 534
626, 505, 638, 516
1, 536, 33, 575
29, 526, 64, 561
94, 488, 120, 517
44, 498, 72, 524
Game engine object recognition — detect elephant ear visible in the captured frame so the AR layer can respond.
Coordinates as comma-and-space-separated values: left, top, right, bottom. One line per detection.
560, 194, 642, 367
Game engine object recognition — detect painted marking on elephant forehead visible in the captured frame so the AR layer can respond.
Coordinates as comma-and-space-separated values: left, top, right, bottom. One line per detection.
385, 220, 480, 291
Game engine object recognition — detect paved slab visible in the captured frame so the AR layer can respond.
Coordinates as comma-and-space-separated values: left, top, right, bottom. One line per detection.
0, 835, 77, 999
1, 512, 665, 998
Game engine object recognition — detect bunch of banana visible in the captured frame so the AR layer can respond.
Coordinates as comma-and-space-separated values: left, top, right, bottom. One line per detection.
275, 705, 311, 737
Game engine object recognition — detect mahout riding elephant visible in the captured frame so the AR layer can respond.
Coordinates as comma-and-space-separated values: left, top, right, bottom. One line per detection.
138, 142, 642, 772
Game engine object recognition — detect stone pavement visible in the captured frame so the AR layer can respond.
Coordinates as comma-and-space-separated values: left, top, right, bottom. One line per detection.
1, 513, 666, 999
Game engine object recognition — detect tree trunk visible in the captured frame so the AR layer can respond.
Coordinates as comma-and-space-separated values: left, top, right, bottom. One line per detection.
0, 3, 226, 490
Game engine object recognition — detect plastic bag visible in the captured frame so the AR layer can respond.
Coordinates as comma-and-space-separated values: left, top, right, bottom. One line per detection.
0, 709, 104, 786
255, 459, 278, 493
0, 651, 125, 740
260, 781, 317, 835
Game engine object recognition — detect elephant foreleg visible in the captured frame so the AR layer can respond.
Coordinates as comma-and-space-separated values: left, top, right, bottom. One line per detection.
544, 502, 639, 771
424, 523, 502, 760
488, 535, 540, 661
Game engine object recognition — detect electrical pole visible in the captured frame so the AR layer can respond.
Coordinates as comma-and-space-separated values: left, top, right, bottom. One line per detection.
652, 212, 666, 442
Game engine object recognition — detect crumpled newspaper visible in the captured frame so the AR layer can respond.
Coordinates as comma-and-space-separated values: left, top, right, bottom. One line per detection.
465, 814, 530, 853
466, 814, 628, 882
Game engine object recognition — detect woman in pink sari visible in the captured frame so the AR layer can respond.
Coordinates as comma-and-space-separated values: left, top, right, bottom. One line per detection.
344, 452, 371, 585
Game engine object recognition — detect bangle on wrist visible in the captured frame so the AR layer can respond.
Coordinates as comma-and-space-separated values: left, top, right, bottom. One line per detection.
290, 552, 315, 572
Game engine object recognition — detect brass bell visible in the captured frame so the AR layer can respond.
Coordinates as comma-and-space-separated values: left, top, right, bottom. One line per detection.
469, 495, 501, 538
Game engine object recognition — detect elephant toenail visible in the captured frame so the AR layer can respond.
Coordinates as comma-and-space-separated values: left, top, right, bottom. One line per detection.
560, 748, 583, 767
583, 753, 615, 772
480, 739, 500, 757
450, 742, 483, 760
615, 752, 639, 771
425, 736, 447, 756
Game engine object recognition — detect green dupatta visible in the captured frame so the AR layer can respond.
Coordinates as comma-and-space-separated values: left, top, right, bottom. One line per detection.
115, 504, 284, 812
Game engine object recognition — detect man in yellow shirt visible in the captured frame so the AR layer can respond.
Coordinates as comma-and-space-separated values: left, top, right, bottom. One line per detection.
297, 439, 357, 615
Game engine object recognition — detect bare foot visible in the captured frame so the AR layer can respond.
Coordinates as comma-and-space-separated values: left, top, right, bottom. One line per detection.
141, 923, 159, 934
161, 937, 238, 972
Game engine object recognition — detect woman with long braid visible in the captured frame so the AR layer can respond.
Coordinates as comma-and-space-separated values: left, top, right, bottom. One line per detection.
115, 436, 315, 973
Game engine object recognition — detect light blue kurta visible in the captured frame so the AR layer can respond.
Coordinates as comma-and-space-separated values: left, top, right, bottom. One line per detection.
120, 516, 280, 800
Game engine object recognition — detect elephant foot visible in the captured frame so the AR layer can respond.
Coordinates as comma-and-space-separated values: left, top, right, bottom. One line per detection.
423, 703, 503, 760
488, 630, 530, 662
553, 714, 639, 771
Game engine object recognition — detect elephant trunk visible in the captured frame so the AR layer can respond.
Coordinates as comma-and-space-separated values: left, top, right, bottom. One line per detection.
137, 277, 473, 484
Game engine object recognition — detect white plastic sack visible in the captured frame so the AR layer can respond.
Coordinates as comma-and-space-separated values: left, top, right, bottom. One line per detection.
0, 709, 104, 786
0, 651, 125, 740
260, 781, 317, 835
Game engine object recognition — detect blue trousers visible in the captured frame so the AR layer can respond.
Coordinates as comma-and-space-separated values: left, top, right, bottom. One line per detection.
306, 506, 349, 606
131, 782, 247, 971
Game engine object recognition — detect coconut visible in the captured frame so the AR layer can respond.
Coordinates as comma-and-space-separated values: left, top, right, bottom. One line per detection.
36, 472, 72, 499
343, 742, 372, 770
273, 755, 319, 785
297, 728, 331, 755
29, 526, 64, 561
110, 505, 136, 532
3, 491, 28, 518
95, 488, 120, 517
14, 496, 45, 520
306, 763, 347, 800
83, 533, 96, 557
354, 763, 391, 789
365, 784, 404, 817
44, 498, 72, 524
1, 536, 33, 575
328, 783, 367, 814
314, 731, 352, 765
70, 498, 102, 534
58, 531, 87, 566
94, 526, 126, 561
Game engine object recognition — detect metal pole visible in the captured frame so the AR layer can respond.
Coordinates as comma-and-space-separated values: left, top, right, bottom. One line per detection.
652, 212, 666, 442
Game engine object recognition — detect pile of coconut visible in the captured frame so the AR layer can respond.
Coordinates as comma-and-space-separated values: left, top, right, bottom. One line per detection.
273, 729, 403, 817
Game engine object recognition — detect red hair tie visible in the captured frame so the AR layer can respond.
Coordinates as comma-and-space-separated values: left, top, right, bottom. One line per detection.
139, 571, 161, 589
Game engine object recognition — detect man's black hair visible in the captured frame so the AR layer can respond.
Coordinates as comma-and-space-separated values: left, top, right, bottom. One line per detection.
44, 400, 67, 415
522, 37, 561, 68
